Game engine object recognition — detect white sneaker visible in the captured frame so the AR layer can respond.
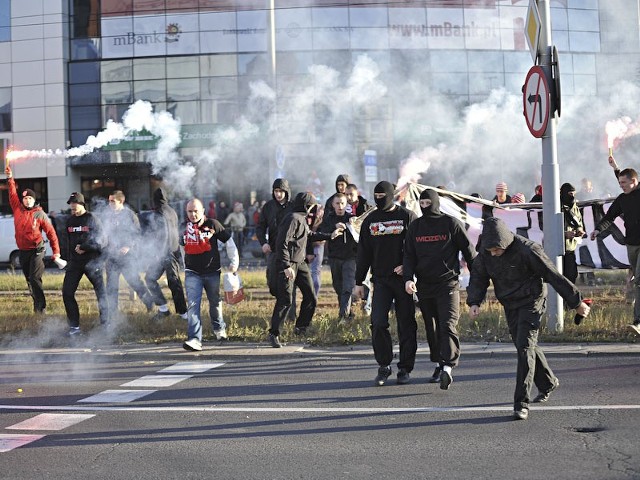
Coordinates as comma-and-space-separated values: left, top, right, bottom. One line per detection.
180, 312, 188, 320
183, 338, 202, 351
214, 328, 228, 340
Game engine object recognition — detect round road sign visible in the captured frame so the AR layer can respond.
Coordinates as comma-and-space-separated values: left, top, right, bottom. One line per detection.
523, 65, 550, 138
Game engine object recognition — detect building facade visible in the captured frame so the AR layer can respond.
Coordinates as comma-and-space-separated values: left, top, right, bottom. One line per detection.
0, 0, 638, 212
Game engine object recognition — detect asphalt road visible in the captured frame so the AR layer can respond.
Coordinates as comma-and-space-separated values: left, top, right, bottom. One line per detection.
0, 348, 639, 480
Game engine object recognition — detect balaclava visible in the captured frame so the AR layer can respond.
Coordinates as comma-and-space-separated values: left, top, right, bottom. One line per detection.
560, 183, 576, 207
419, 188, 441, 217
374, 181, 395, 211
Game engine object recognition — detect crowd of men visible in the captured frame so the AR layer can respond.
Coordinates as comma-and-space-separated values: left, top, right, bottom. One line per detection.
9, 156, 640, 420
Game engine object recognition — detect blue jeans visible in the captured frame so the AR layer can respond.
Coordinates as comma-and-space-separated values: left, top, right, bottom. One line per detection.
185, 270, 225, 341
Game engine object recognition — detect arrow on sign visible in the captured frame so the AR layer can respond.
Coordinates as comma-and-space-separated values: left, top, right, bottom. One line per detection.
528, 93, 542, 123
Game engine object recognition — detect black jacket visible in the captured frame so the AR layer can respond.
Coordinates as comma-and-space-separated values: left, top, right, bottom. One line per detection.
466, 217, 582, 310
181, 218, 231, 274
355, 205, 416, 285
65, 212, 105, 264
347, 195, 373, 217
142, 188, 181, 257
403, 214, 476, 285
319, 210, 357, 260
595, 187, 640, 246
256, 178, 292, 250
324, 174, 351, 214
276, 192, 317, 271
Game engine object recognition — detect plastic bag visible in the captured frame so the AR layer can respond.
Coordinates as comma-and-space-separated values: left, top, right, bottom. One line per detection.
222, 272, 244, 305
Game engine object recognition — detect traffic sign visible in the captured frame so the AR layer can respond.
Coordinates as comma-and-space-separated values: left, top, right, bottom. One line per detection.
525, 0, 541, 63
523, 65, 550, 138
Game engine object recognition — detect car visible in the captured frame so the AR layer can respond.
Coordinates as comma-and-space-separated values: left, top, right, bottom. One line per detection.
0, 215, 55, 268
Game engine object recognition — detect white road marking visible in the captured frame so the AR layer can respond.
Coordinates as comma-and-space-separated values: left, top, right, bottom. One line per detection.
2, 404, 640, 414
77, 390, 156, 403
158, 362, 225, 373
6, 413, 95, 431
120, 375, 193, 388
0, 434, 46, 452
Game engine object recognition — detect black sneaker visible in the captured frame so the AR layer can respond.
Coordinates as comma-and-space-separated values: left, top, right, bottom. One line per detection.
440, 370, 453, 390
513, 407, 529, 420
533, 378, 560, 403
374, 366, 392, 386
152, 310, 171, 321
428, 366, 442, 383
396, 369, 411, 385
294, 327, 307, 336
268, 333, 282, 348
66, 327, 81, 337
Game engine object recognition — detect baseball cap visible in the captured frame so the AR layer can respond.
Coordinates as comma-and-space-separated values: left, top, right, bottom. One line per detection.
67, 192, 86, 205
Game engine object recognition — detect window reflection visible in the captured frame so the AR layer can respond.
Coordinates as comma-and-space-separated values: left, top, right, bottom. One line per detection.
101, 60, 133, 82
200, 54, 238, 77
102, 81, 133, 104
200, 77, 237, 100
0, 0, 10, 42
134, 79, 166, 102
0, 87, 11, 132
133, 58, 166, 80
167, 56, 200, 78
167, 78, 199, 102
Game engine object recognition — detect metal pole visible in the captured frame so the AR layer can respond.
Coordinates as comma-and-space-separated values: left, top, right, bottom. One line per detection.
538, 0, 564, 331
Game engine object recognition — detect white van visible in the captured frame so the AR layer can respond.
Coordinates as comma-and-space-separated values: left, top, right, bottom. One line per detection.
0, 215, 54, 268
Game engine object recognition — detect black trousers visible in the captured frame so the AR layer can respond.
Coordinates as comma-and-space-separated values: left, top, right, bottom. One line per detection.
562, 250, 578, 284
416, 281, 461, 368
329, 257, 356, 317
19, 249, 46, 312
270, 262, 317, 336
145, 250, 187, 315
370, 275, 417, 372
504, 301, 557, 410
106, 255, 153, 319
62, 260, 109, 328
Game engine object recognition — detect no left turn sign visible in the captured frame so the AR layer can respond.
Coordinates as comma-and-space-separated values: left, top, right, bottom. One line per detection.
523, 66, 550, 138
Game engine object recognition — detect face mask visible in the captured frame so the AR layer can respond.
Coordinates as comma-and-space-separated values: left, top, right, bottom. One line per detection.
373, 181, 395, 211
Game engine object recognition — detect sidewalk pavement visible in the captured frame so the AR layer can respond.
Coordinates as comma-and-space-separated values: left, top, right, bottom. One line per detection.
1, 341, 639, 361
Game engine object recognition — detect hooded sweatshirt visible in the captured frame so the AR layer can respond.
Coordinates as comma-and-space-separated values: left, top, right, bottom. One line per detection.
144, 188, 181, 256
275, 192, 317, 271
7, 177, 60, 256
319, 209, 357, 260
466, 217, 582, 310
355, 183, 416, 285
560, 183, 583, 253
324, 174, 351, 214
403, 189, 476, 285
256, 178, 292, 250
65, 211, 105, 264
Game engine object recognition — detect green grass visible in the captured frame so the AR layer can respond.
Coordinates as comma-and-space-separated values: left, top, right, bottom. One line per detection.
0, 268, 637, 345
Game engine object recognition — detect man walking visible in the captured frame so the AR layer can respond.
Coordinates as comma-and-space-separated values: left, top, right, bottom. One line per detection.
354, 181, 417, 386
5, 165, 61, 313
590, 168, 640, 334
467, 217, 590, 420
560, 182, 584, 284
62, 192, 109, 335
181, 198, 238, 351
403, 188, 476, 390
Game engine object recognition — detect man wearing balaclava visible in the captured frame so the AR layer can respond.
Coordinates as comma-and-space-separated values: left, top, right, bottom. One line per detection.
467, 217, 591, 420
560, 182, 584, 284
354, 181, 418, 386
403, 188, 476, 390
256, 178, 292, 297
268, 192, 327, 347
5, 164, 61, 314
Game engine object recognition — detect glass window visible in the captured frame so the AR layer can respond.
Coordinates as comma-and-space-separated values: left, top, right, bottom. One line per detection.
0, 87, 11, 132
238, 53, 270, 75
69, 61, 100, 84
200, 100, 238, 124
200, 54, 237, 77
133, 58, 166, 80
200, 77, 237, 101
0, 0, 10, 42
102, 104, 131, 124
71, 0, 100, 38
467, 51, 503, 73
69, 83, 101, 106
101, 60, 133, 82
101, 81, 133, 104
167, 78, 199, 102
167, 57, 200, 79
167, 101, 200, 124
313, 50, 351, 73
276, 52, 313, 75
70, 106, 102, 130
70, 38, 101, 60
134, 80, 166, 102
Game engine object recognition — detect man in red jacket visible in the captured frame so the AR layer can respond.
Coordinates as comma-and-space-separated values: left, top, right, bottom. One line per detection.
5, 165, 61, 313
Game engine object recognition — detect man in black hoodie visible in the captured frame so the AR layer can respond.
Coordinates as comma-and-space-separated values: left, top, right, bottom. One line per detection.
268, 192, 323, 348
560, 182, 584, 284
144, 187, 188, 320
403, 188, 476, 389
467, 217, 591, 420
324, 174, 351, 215
256, 178, 292, 297
62, 192, 109, 335
354, 181, 417, 386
